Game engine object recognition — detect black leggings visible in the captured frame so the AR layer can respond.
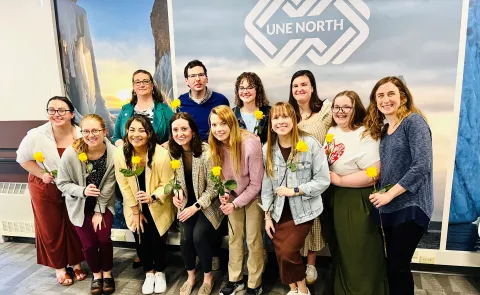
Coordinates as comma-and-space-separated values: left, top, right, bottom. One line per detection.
133, 205, 167, 273
384, 220, 425, 295
180, 211, 217, 273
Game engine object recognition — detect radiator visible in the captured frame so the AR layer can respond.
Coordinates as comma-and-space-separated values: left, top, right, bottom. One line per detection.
0, 182, 35, 241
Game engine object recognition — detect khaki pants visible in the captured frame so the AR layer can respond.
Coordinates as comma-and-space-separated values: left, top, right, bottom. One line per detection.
228, 198, 264, 288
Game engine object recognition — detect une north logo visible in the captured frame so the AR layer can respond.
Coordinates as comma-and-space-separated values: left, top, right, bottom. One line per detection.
245, 0, 370, 67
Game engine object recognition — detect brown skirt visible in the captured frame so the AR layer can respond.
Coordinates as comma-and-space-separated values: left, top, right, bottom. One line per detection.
272, 204, 314, 284
28, 174, 84, 268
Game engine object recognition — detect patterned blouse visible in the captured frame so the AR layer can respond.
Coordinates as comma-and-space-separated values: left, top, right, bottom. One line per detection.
298, 99, 333, 143
85, 149, 107, 214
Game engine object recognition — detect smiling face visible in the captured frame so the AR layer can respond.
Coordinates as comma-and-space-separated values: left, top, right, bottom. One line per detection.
133, 72, 153, 97
238, 79, 257, 105
210, 113, 231, 143
172, 118, 193, 149
271, 108, 294, 137
127, 119, 149, 149
375, 82, 403, 117
185, 66, 208, 93
81, 118, 106, 148
291, 75, 314, 104
47, 99, 74, 127
332, 95, 354, 128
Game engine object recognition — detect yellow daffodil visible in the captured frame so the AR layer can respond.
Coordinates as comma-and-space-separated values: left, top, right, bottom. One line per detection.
170, 159, 181, 169
295, 140, 309, 153
78, 152, 88, 162
170, 98, 181, 110
366, 166, 378, 179
33, 152, 45, 163
254, 110, 264, 120
212, 166, 222, 177
131, 156, 142, 165
326, 133, 334, 143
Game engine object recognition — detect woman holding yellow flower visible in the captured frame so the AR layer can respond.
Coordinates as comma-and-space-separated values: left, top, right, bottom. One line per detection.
321, 91, 388, 295
16, 96, 85, 286
168, 113, 223, 295
260, 102, 330, 295
114, 114, 174, 295
232, 72, 271, 144
209, 105, 265, 295
57, 114, 117, 295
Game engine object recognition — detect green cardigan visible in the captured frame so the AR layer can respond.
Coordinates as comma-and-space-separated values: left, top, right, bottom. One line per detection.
113, 102, 174, 144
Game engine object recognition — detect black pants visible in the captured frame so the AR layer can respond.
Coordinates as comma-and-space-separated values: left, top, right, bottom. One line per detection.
133, 206, 167, 272
180, 211, 217, 273
384, 220, 425, 295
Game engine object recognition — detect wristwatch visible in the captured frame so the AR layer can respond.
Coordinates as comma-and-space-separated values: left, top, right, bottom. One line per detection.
194, 202, 201, 209
294, 187, 300, 195
151, 194, 157, 203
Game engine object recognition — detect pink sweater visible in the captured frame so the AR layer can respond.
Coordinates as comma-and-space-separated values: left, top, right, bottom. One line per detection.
221, 135, 264, 208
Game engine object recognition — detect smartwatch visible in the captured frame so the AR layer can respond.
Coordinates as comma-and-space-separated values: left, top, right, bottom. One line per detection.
151, 194, 157, 203
194, 202, 201, 209
294, 187, 300, 195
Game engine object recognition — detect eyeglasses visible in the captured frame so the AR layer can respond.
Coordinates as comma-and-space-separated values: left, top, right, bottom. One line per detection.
46, 108, 72, 116
332, 106, 353, 113
81, 129, 104, 136
187, 73, 206, 79
239, 86, 255, 92
133, 80, 151, 86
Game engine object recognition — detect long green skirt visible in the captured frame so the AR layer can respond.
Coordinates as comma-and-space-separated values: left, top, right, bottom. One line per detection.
321, 185, 389, 295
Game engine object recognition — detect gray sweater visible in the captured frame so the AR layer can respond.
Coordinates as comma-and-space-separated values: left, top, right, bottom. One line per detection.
56, 142, 116, 227
379, 113, 433, 222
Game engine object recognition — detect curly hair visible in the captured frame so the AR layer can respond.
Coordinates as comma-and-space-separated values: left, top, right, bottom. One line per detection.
364, 76, 426, 140
234, 72, 270, 108
122, 114, 158, 169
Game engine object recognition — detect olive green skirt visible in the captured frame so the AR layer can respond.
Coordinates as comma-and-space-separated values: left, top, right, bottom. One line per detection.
321, 185, 389, 295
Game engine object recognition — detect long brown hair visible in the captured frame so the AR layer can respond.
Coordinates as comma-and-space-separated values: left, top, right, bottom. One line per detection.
364, 76, 426, 140
331, 90, 366, 131
265, 102, 309, 178
72, 114, 106, 154
234, 72, 270, 108
168, 112, 203, 159
208, 105, 250, 176
122, 115, 157, 168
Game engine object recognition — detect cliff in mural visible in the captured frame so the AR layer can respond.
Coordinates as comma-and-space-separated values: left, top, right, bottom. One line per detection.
56, 0, 115, 134
151, 0, 173, 102
448, 0, 480, 250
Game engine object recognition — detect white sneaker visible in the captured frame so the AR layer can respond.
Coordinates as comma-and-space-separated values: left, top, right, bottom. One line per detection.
305, 264, 317, 284
212, 256, 220, 271
142, 273, 155, 294
154, 272, 167, 293
297, 288, 311, 295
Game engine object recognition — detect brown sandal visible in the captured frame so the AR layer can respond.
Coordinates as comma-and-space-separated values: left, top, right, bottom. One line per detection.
74, 268, 87, 281
57, 272, 73, 286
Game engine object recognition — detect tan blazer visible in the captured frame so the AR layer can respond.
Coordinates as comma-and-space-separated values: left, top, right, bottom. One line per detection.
114, 145, 175, 236
174, 143, 224, 229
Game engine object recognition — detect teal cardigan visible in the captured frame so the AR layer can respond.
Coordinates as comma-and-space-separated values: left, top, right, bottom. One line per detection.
112, 102, 174, 144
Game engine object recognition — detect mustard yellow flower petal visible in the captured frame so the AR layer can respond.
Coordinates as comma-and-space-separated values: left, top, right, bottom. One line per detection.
254, 110, 264, 120
170, 159, 181, 169
212, 166, 222, 177
325, 133, 334, 143
131, 156, 142, 165
366, 166, 378, 179
295, 140, 309, 153
33, 152, 45, 163
78, 152, 88, 162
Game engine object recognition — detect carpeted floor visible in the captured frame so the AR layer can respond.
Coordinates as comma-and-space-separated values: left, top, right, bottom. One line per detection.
0, 240, 479, 295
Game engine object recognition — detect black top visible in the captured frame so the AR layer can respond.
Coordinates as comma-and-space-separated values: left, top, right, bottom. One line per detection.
278, 144, 292, 222
85, 148, 107, 214
182, 151, 196, 207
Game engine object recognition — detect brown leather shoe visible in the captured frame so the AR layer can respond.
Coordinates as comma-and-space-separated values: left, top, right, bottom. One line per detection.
103, 277, 116, 295
91, 278, 103, 295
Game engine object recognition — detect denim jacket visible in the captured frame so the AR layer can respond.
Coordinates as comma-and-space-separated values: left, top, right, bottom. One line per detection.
260, 135, 330, 225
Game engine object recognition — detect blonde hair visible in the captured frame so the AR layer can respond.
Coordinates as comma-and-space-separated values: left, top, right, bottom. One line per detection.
265, 102, 308, 178
208, 105, 249, 176
364, 76, 426, 140
72, 114, 106, 154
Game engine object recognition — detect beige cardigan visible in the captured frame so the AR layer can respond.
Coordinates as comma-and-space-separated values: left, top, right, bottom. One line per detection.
114, 145, 175, 236
173, 143, 224, 229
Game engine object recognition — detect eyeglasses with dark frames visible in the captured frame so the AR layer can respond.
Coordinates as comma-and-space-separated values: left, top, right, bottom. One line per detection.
81, 129, 104, 136
331, 106, 353, 113
46, 108, 72, 116
133, 80, 152, 86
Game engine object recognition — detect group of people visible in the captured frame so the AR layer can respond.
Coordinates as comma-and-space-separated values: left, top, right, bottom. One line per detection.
16, 59, 433, 295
